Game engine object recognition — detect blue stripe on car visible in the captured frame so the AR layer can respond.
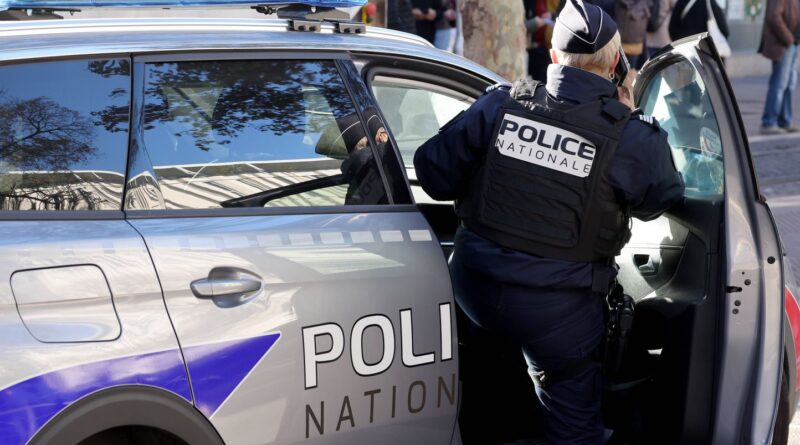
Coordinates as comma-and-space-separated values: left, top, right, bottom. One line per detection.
184, 332, 281, 417
0, 333, 280, 444
0, 348, 190, 445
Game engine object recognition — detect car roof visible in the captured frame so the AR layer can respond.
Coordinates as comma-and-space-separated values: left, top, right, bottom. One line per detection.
0, 17, 504, 83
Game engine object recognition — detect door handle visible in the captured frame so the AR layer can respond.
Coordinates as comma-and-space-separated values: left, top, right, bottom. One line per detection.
191, 267, 263, 308
633, 254, 659, 276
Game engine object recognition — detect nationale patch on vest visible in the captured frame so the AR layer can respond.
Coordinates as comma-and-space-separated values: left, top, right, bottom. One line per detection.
494, 113, 596, 178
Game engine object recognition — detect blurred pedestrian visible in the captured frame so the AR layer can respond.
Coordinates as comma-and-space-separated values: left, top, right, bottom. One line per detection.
524, 0, 555, 82
412, 0, 444, 44
614, 0, 650, 81
459, 0, 527, 81
387, 0, 417, 34
668, 0, 728, 41
758, 0, 800, 134
646, 0, 676, 57
434, 0, 458, 51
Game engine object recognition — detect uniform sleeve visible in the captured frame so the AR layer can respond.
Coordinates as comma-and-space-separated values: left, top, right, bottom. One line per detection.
607, 119, 685, 221
413, 90, 508, 201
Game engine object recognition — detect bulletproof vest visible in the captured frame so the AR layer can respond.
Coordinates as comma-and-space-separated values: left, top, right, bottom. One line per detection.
458, 82, 632, 263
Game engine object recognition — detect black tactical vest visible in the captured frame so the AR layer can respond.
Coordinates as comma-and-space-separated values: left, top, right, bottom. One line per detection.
458, 83, 632, 263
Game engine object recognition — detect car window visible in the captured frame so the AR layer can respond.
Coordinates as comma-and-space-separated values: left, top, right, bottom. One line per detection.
371, 77, 473, 167
0, 59, 130, 211
137, 59, 388, 209
639, 58, 724, 198
371, 77, 473, 204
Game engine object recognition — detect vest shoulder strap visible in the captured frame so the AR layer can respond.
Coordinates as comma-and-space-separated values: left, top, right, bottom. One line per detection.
510, 79, 543, 102
602, 98, 630, 122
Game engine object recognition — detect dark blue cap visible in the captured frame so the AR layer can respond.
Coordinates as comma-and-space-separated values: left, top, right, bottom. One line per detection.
552, 0, 618, 54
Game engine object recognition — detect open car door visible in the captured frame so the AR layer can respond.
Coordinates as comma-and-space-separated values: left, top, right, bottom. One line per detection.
627, 34, 784, 443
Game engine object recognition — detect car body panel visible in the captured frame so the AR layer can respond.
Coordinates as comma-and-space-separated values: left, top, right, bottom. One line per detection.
0, 18, 489, 82
128, 211, 458, 444
0, 220, 190, 445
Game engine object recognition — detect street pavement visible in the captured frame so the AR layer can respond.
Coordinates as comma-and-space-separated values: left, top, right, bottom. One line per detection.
730, 75, 800, 444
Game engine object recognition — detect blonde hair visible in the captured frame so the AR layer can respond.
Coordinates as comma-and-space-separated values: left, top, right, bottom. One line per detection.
554, 32, 622, 72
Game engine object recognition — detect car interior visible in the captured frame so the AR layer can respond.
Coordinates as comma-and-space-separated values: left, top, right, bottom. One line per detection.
362, 53, 726, 444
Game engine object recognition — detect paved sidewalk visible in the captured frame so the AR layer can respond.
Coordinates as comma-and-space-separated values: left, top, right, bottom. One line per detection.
731, 76, 800, 145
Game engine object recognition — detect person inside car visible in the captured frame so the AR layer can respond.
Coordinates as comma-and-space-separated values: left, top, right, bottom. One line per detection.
413, 0, 685, 442
316, 110, 389, 205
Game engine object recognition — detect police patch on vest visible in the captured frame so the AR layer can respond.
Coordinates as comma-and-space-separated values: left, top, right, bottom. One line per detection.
494, 113, 596, 178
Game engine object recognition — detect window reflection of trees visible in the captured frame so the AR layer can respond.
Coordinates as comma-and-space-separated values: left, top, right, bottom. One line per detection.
0, 60, 129, 211
142, 60, 354, 152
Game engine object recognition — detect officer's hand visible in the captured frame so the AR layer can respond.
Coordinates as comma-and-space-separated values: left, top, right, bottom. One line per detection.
617, 85, 634, 110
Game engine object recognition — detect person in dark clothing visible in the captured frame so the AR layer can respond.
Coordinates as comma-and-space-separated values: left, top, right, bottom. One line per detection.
669, 0, 729, 41
387, 0, 417, 34
524, 0, 555, 82
412, 0, 444, 44
758, 0, 800, 133
434, 0, 458, 51
413, 0, 684, 442
316, 111, 389, 205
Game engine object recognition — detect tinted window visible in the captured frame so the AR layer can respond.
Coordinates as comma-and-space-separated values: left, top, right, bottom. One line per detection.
0, 59, 130, 211
137, 59, 388, 209
640, 59, 724, 197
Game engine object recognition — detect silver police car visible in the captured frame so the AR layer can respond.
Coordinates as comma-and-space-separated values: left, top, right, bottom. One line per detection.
0, 2, 796, 444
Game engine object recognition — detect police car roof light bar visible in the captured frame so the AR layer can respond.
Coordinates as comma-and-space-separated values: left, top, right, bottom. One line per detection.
0, 0, 367, 12
252, 2, 365, 34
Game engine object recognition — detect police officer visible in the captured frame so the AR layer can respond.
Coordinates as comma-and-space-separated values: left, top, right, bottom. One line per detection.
413, 0, 685, 442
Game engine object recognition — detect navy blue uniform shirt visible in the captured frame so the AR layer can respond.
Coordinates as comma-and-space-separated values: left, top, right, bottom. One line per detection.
414, 64, 685, 289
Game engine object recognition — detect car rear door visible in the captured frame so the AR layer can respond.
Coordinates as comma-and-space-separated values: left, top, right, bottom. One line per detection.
124, 53, 458, 444
0, 57, 190, 445
633, 35, 784, 443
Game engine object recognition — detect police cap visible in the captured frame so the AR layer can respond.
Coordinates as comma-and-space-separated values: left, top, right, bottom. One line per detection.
552, 0, 618, 54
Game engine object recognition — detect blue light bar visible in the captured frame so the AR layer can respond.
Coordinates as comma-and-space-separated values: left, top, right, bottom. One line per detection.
0, 0, 367, 10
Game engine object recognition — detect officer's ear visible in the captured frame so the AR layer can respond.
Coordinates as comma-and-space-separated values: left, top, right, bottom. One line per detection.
550, 49, 559, 64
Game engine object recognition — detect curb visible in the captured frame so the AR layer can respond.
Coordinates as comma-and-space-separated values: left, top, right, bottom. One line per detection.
749, 133, 800, 152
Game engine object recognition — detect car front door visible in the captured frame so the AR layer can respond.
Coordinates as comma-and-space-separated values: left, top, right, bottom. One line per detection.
124, 54, 458, 444
632, 35, 784, 443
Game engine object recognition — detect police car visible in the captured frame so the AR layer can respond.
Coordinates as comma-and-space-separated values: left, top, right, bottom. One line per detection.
0, 1, 795, 444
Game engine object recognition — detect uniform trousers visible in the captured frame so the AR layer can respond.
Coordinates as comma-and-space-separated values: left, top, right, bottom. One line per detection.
451, 251, 606, 445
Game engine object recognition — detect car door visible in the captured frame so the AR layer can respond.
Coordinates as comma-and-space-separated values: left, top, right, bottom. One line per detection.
124, 53, 458, 445
0, 58, 190, 445
631, 35, 784, 443
361, 56, 498, 255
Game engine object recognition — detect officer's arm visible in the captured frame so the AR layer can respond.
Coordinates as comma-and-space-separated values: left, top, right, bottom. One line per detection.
413, 90, 507, 201
608, 119, 685, 221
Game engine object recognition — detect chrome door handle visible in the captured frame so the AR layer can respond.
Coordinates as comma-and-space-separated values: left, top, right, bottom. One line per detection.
191, 277, 261, 298
191, 267, 263, 307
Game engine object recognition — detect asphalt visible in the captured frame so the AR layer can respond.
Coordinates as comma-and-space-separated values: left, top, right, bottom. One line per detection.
729, 75, 800, 444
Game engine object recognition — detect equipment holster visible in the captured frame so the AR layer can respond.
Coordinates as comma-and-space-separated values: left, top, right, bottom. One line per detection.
603, 281, 635, 379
